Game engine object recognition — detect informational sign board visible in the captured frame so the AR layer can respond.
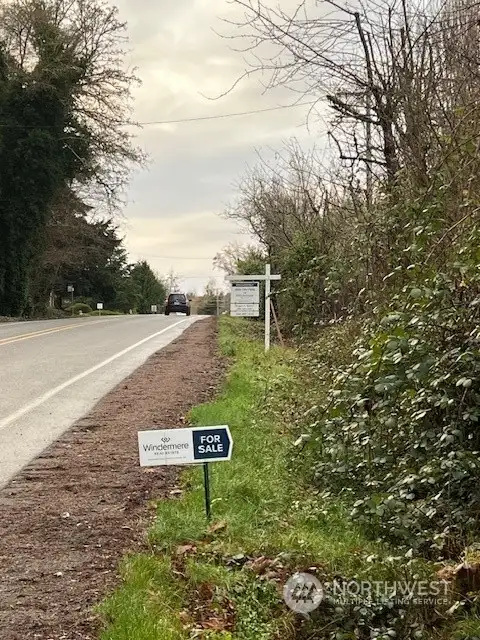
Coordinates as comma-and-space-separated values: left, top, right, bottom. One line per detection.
226, 265, 281, 351
138, 426, 233, 467
230, 305, 259, 317
67, 285, 74, 293
96, 302, 103, 310
151, 304, 157, 313
230, 281, 260, 317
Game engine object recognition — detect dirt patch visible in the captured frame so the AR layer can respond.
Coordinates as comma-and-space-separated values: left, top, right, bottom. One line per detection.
0, 318, 224, 639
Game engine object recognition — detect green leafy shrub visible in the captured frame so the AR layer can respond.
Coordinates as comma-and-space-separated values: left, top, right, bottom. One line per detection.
65, 302, 92, 315
300, 260, 480, 557
87, 309, 123, 316
43, 307, 66, 319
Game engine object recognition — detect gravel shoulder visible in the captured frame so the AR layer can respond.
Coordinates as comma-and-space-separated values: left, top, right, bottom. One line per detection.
0, 317, 224, 639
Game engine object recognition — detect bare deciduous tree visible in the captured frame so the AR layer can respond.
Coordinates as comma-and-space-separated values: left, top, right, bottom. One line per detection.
220, 0, 480, 209
0, 0, 144, 207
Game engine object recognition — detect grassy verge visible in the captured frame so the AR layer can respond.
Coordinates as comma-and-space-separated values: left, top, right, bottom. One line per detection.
98, 318, 464, 640
86, 310, 124, 316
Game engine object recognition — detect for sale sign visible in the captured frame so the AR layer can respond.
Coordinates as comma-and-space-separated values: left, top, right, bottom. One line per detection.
138, 426, 233, 466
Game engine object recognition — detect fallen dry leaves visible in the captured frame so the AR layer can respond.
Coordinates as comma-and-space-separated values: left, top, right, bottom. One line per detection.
186, 581, 236, 635
208, 520, 228, 534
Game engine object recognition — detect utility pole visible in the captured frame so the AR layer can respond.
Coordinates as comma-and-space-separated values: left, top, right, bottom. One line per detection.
365, 90, 373, 211
167, 268, 179, 293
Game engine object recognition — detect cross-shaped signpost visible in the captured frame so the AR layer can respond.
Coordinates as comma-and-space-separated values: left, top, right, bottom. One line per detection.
225, 263, 281, 351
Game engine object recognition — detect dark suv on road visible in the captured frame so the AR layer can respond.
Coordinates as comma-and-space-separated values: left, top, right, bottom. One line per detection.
164, 293, 191, 316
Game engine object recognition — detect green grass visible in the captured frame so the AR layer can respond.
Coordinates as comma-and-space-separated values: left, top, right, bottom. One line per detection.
99, 555, 185, 640
450, 617, 480, 640
97, 317, 445, 639
147, 318, 377, 566
86, 309, 124, 316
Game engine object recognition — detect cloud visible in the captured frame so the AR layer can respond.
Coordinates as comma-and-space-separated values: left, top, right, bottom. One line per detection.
114, 0, 326, 293
123, 211, 252, 294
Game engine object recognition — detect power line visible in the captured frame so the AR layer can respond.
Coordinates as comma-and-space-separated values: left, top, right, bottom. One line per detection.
170, 274, 226, 278
138, 100, 317, 126
129, 253, 215, 260
0, 100, 318, 130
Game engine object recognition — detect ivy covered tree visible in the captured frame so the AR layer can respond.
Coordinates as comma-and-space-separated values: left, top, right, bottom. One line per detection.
0, 0, 140, 316
0, 37, 82, 314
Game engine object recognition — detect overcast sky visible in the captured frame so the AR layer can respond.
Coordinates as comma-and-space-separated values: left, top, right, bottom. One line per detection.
114, 0, 327, 294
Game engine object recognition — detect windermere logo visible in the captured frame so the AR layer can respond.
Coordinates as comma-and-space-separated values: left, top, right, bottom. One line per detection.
142, 440, 189, 452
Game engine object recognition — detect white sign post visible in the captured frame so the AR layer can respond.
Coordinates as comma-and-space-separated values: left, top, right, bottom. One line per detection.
225, 263, 281, 351
67, 284, 74, 314
138, 426, 233, 521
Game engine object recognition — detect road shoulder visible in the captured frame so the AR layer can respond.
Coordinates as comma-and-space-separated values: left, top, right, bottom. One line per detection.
0, 317, 224, 640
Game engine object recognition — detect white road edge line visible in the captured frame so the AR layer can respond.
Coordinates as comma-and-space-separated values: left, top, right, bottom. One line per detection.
0, 319, 190, 432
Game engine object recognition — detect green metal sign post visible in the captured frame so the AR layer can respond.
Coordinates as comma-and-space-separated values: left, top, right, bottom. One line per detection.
138, 426, 232, 523
203, 462, 212, 521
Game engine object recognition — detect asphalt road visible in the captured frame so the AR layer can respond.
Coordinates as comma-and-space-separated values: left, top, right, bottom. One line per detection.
0, 314, 201, 488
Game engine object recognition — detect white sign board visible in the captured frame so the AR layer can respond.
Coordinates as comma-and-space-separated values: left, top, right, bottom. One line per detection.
225, 265, 281, 351
230, 305, 259, 317
230, 281, 259, 317
67, 285, 74, 293
151, 304, 157, 313
138, 426, 233, 466
97, 302, 103, 310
